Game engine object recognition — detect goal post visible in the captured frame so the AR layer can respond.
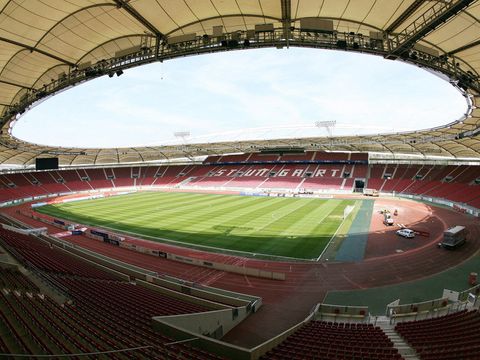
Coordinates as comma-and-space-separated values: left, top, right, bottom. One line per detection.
343, 205, 355, 220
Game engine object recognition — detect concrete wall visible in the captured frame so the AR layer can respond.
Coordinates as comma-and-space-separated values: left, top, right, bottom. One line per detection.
457, 283, 480, 301
149, 276, 252, 308
0, 261, 17, 269
250, 312, 314, 359
315, 303, 368, 321
387, 297, 449, 317
40, 233, 260, 312
152, 309, 315, 360
153, 307, 249, 339
166, 253, 286, 280
48, 240, 131, 281
137, 279, 230, 311
40, 234, 260, 312
153, 316, 252, 360
396, 193, 480, 217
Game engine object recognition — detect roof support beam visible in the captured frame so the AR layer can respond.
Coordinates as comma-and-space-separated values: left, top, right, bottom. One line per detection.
385, 0, 426, 33
449, 39, 480, 56
166, 14, 281, 36
114, 0, 164, 39
0, 78, 29, 89
281, 0, 291, 22
389, 0, 476, 56
281, 0, 291, 44
0, 36, 75, 66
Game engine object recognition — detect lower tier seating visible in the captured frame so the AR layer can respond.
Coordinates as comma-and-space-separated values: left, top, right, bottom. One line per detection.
395, 310, 480, 360
0, 163, 479, 209
262, 321, 403, 360
0, 227, 225, 359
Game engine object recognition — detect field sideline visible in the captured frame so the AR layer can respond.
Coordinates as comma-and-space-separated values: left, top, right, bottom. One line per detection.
36, 192, 360, 259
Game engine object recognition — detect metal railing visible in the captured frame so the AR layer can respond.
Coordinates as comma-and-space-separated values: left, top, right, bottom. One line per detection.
1, 26, 478, 135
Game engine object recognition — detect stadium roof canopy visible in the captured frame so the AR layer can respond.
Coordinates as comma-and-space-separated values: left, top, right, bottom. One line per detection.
0, 0, 479, 167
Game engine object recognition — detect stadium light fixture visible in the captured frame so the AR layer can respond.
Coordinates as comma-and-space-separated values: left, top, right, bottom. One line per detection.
315, 120, 336, 137
174, 131, 191, 144
174, 131, 190, 138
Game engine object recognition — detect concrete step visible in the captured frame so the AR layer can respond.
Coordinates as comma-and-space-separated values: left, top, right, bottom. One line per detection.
375, 317, 420, 360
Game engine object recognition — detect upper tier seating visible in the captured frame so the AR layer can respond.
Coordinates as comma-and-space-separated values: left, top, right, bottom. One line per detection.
278, 151, 315, 162
217, 153, 252, 163
205, 151, 366, 164
312, 152, 349, 161
248, 154, 280, 162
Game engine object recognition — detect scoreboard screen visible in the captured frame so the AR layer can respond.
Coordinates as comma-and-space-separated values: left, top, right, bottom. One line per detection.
35, 157, 59, 170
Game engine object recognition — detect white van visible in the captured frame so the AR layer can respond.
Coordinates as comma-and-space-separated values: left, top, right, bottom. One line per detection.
396, 229, 415, 238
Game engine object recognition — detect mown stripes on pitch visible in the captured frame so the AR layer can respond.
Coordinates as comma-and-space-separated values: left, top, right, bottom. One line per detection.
37, 192, 359, 260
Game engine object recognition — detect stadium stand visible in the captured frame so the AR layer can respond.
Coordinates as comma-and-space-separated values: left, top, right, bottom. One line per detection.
0, 277, 221, 359
0, 227, 225, 359
85, 169, 114, 190
395, 310, 480, 360
313, 152, 349, 161
245, 154, 280, 162
217, 154, 252, 163
59, 170, 93, 192
278, 152, 315, 162
302, 176, 344, 191
261, 165, 306, 189
352, 164, 369, 178
0, 173, 45, 198
0, 157, 479, 359
113, 167, 134, 187
0, 227, 119, 280
261, 320, 403, 360
0, 153, 478, 210
137, 165, 159, 186
363, 164, 480, 208
31, 171, 70, 195
0, 267, 38, 291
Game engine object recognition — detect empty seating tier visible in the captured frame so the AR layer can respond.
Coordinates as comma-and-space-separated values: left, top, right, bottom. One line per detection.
0, 159, 479, 209
262, 321, 403, 360
395, 310, 480, 360
0, 227, 223, 359
0, 228, 118, 281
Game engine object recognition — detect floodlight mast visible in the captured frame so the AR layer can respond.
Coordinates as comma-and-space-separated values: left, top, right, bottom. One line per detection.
174, 131, 190, 140
315, 120, 336, 137
174, 131, 193, 159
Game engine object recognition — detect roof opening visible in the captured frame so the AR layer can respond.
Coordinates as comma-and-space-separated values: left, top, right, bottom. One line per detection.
12, 48, 466, 149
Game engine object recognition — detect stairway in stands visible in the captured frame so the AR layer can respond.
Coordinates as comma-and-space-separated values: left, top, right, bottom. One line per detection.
376, 317, 419, 360
177, 176, 196, 187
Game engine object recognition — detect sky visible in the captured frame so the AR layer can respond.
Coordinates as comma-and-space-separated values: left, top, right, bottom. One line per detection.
12, 47, 467, 149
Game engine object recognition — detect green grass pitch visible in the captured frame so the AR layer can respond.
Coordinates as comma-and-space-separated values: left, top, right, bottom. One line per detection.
36, 192, 359, 260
